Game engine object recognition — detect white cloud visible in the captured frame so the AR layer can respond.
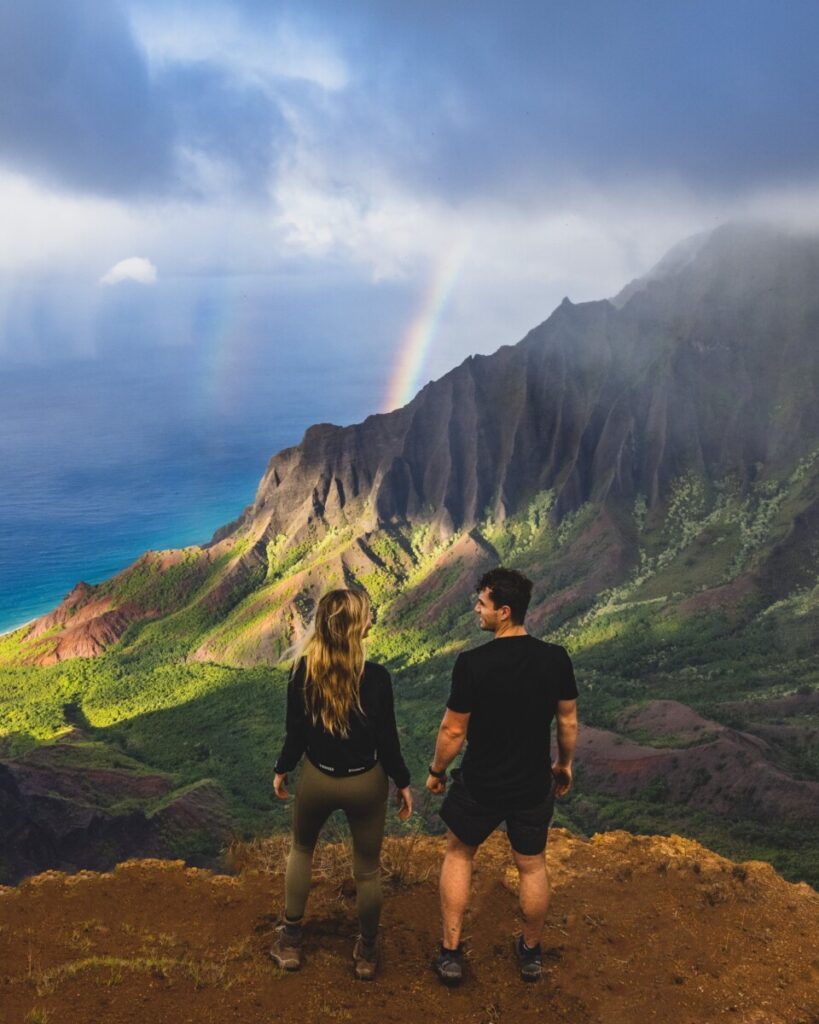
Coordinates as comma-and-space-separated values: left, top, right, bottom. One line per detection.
0, 170, 286, 283
270, 156, 819, 379
130, 4, 349, 92
0, 172, 138, 274
100, 256, 158, 286
270, 163, 696, 347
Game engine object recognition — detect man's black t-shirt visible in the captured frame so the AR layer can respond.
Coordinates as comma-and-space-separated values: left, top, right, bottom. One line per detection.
446, 635, 578, 809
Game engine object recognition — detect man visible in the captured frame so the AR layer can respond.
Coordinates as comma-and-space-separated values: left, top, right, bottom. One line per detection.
426, 567, 578, 984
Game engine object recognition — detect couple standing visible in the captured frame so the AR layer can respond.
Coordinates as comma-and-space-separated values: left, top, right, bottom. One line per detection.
271, 567, 578, 983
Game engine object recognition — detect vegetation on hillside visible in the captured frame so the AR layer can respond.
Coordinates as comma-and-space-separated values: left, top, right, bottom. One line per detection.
1, 460, 817, 885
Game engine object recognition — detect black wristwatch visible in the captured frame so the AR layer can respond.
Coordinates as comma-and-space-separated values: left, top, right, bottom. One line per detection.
428, 764, 447, 780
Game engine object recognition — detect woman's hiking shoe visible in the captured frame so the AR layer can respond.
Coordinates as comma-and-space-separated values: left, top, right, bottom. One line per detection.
270, 923, 302, 971
515, 934, 543, 981
433, 943, 464, 985
352, 934, 379, 980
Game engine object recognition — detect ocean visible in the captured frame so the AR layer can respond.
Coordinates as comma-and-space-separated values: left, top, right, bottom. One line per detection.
0, 345, 387, 635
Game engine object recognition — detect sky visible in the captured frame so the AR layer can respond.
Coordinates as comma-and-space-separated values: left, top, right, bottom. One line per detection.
3, 0, 819, 410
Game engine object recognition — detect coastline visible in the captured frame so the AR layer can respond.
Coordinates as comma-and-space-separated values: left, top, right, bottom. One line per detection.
0, 619, 34, 638
0, 472, 261, 652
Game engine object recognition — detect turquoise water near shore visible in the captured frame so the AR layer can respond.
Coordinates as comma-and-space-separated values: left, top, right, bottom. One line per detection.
0, 449, 263, 634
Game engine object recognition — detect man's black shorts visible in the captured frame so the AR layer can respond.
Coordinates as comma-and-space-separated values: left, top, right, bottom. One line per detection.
439, 769, 555, 855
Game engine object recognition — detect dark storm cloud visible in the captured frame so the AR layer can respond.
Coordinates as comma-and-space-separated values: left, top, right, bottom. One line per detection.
155, 62, 289, 196
0, 0, 288, 198
0, 0, 175, 195
4, 0, 819, 203
248, 0, 819, 200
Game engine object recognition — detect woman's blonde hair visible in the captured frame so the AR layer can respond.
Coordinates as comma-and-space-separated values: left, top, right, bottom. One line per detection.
301, 588, 370, 737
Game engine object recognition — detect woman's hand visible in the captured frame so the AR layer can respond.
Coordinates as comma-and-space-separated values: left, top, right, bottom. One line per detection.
273, 772, 289, 800
396, 786, 413, 821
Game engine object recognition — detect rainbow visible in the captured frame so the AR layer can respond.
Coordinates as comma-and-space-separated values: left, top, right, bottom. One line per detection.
382, 236, 470, 413
192, 275, 251, 420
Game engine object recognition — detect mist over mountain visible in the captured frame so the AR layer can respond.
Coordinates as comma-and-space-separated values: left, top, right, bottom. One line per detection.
218, 223, 811, 541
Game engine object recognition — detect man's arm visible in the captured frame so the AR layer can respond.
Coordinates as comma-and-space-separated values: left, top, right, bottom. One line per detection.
552, 698, 578, 797
426, 709, 470, 793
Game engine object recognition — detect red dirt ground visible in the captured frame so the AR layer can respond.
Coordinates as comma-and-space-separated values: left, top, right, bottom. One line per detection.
1, 830, 817, 1024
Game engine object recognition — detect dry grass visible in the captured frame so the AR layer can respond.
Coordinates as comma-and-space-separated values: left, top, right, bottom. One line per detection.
381, 832, 435, 887
30, 956, 176, 996
224, 834, 289, 875
26, 939, 255, 997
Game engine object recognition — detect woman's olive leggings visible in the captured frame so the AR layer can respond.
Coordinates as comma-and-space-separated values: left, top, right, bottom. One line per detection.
285, 759, 388, 940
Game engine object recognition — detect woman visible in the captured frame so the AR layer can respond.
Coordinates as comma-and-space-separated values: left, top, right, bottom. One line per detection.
271, 588, 412, 979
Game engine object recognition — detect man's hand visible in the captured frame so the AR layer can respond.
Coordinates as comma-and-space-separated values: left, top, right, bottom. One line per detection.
273, 772, 289, 800
551, 761, 573, 798
426, 773, 446, 795
396, 786, 413, 821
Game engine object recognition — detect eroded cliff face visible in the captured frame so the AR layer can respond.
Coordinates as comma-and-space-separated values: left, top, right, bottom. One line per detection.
227, 225, 819, 555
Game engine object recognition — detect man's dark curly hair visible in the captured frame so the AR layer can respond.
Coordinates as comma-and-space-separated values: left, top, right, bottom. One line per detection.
477, 567, 533, 625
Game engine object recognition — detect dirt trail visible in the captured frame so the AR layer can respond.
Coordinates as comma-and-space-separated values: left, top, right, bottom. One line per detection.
1, 829, 817, 1024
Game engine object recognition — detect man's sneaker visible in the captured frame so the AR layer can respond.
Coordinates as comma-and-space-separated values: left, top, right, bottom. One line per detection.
352, 934, 379, 980
515, 934, 543, 982
269, 923, 302, 971
433, 943, 464, 985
